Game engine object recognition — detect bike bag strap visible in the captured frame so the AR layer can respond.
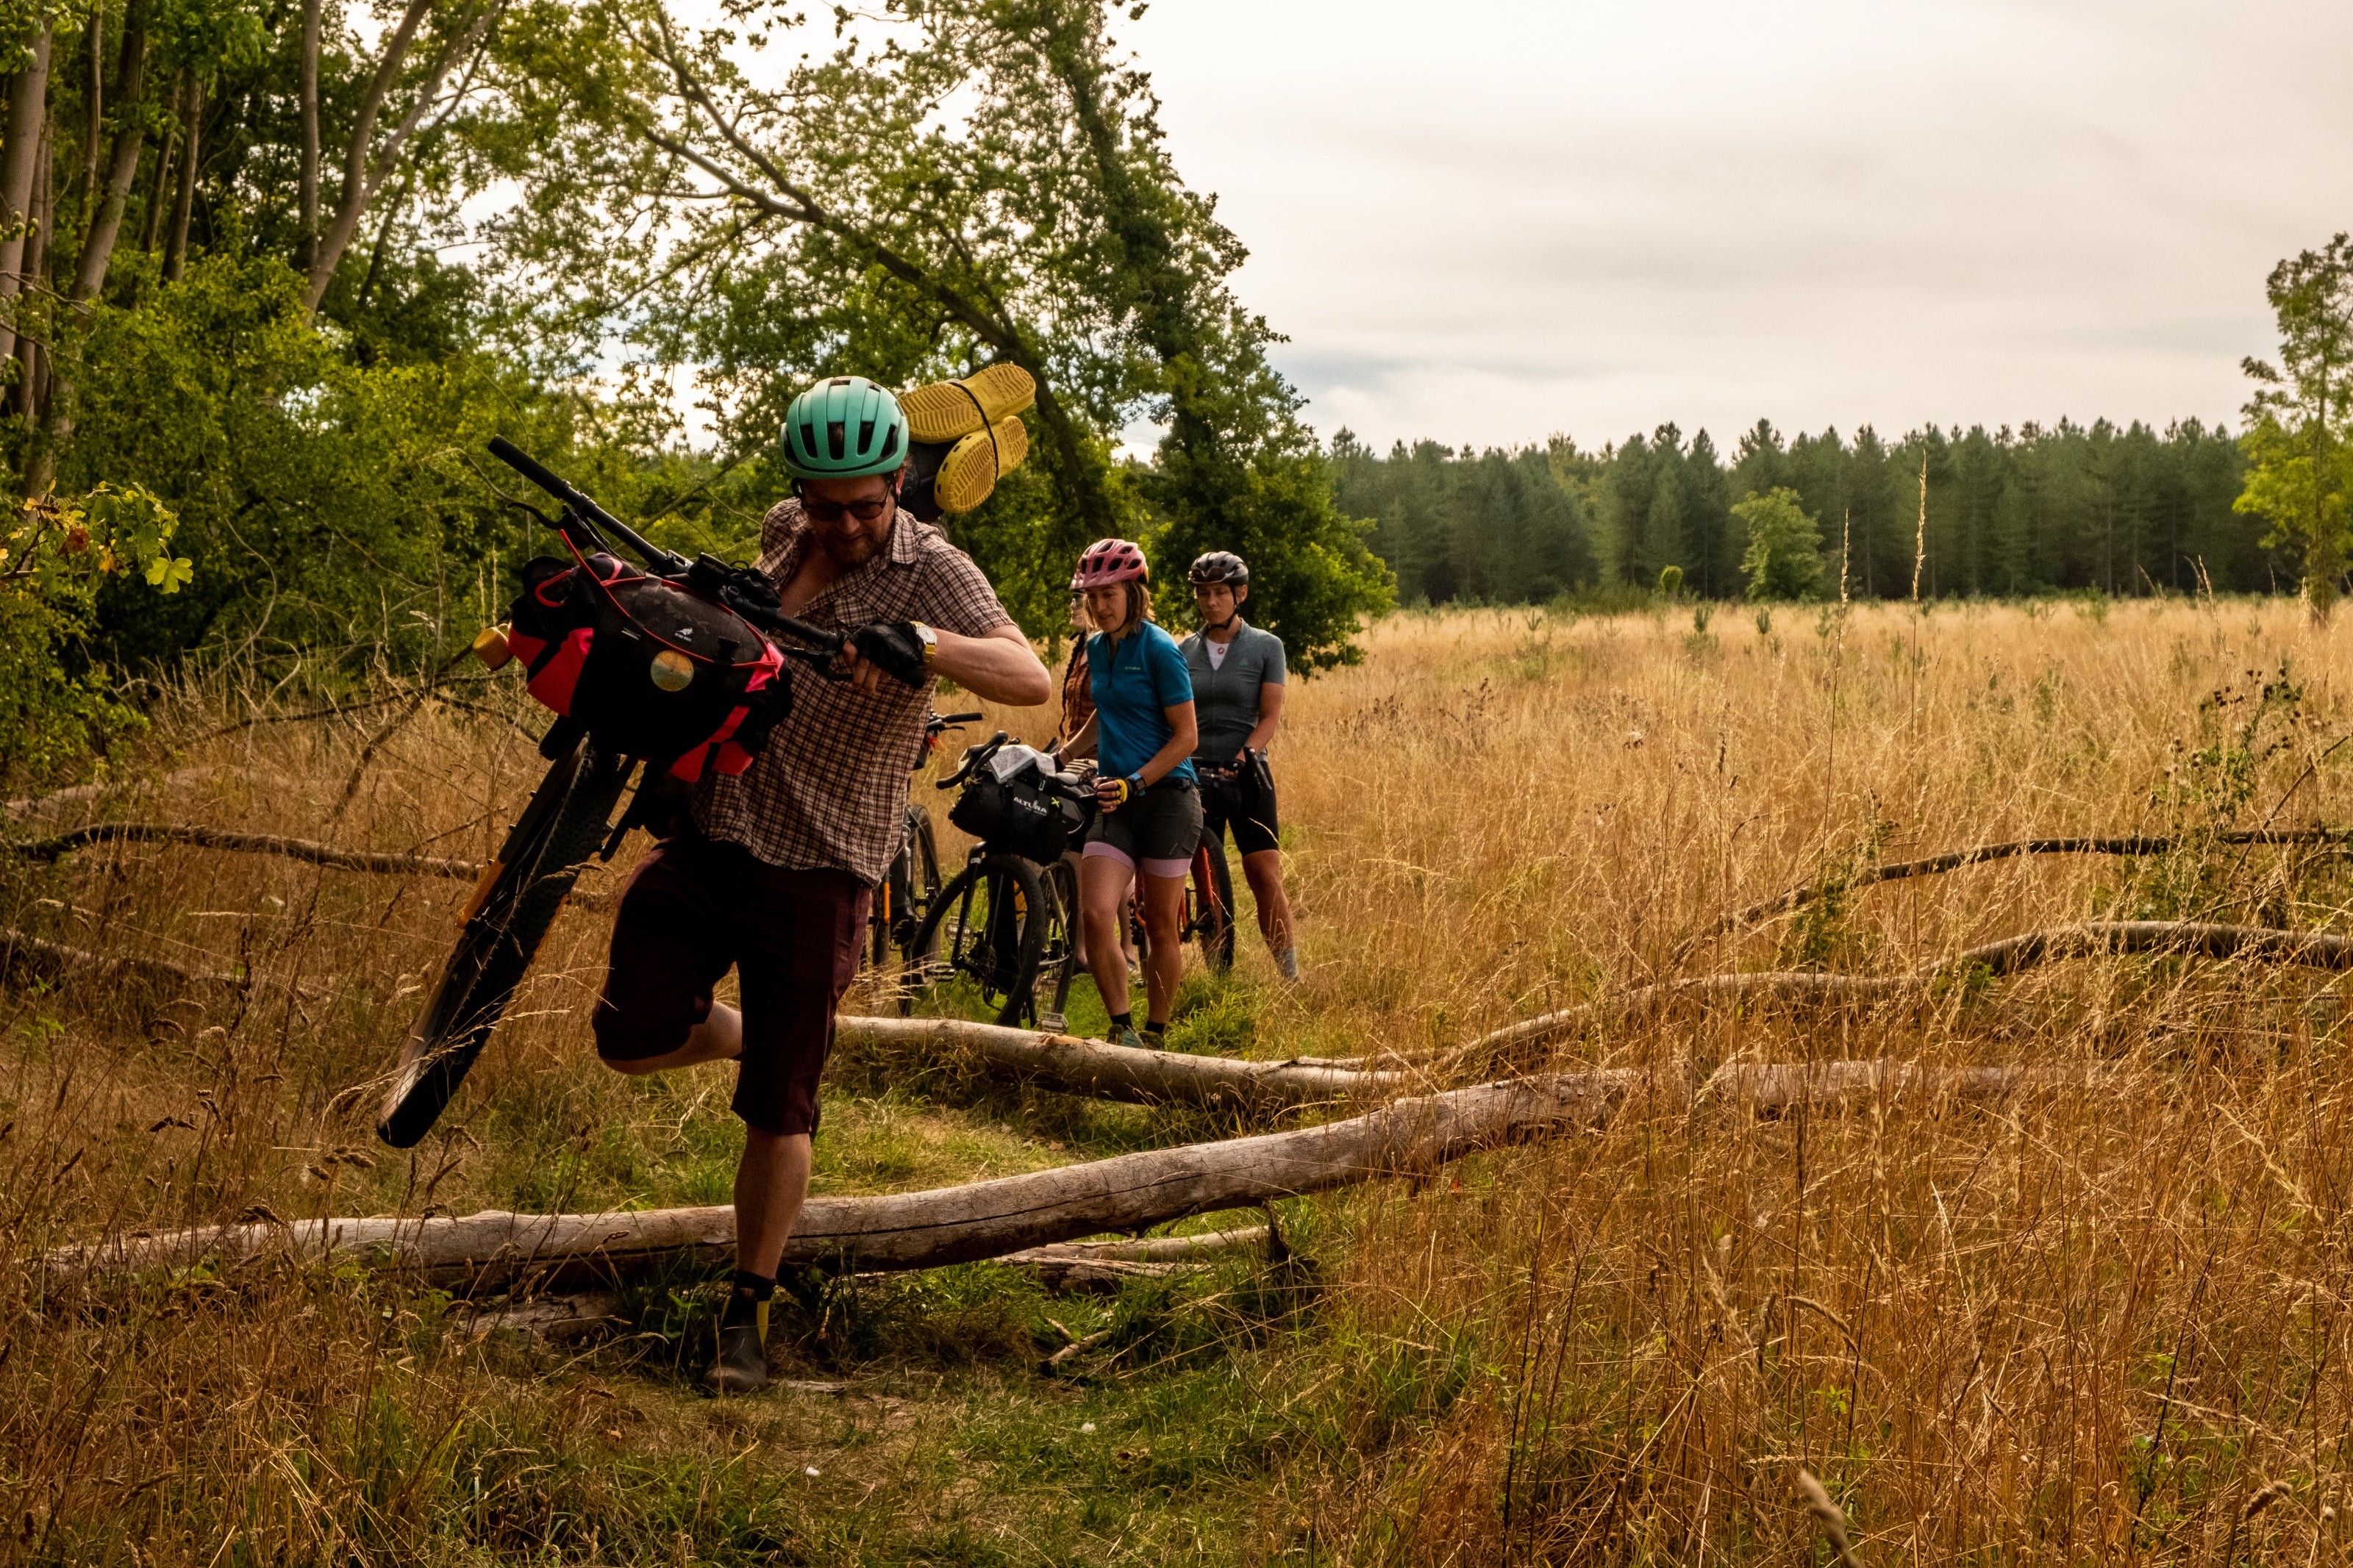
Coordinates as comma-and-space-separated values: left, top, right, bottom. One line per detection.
502, 551, 792, 775
948, 757, 1090, 862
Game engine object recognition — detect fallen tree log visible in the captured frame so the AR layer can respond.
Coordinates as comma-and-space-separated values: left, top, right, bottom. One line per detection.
832, 1015, 1404, 1111
1449, 920, 2353, 1067
9, 822, 480, 880
1703, 1059, 2100, 1109
4, 765, 301, 821
1686, 829, 2349, 951
1, 927, 240, 994
46, 1060, 2096, 1289
48, 1070, 1649, 1287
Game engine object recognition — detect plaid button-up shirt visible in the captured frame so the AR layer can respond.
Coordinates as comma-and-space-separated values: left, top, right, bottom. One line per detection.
692, 499, 1016, 884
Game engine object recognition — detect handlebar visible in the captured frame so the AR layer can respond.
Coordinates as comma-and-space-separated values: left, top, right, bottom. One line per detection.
490, 437, 689, 579
928, 710, 985, 735
488, 436, 872, 673
937, 731, 1011, 790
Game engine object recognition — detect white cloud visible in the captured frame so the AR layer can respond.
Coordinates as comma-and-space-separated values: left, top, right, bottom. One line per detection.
1125, 0, 2352, 452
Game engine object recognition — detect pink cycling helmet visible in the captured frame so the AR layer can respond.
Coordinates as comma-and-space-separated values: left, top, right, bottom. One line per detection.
1071, 537, 1150, 590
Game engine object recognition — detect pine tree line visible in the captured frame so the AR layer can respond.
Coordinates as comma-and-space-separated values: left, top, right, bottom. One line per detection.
1332, 418, 2260, 604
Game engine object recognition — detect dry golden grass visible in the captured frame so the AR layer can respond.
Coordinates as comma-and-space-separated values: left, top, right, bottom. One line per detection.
9, 595, 2353, 1563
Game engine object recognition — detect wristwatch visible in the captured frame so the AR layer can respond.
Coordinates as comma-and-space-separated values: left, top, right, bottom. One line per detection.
912, 622, 938, 667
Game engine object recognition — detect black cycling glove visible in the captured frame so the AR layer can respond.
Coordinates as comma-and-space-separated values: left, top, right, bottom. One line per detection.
849, 620, 930, 687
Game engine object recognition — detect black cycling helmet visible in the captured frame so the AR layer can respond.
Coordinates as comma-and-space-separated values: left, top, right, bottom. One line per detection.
1188, 551, 1249, 587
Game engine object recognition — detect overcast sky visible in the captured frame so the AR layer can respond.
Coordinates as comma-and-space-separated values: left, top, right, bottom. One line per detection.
1118, 0, 2351, 455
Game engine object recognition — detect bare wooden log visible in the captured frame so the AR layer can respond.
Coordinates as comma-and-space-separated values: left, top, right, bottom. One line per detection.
52, 1059, 2102, 1289
994, 1225, 1268, 1292
9, 822, 479, 879
5, 765, 299, 820
1449, 920, 2353, 1065
1011, 1225, 1268, 1264
47, 1071, 1648, 1287
1704, 1059, 2103, 1109
832, 1015, 1404, 1111
1, 926, 239, 993
1687, 830, 2349, 951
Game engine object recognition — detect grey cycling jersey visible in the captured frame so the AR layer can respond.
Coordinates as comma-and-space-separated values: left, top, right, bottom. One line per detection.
1178, 620, 1286, 764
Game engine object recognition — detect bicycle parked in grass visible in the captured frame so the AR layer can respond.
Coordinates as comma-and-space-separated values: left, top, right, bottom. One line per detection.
898, 730, 1089, 1027
866, 709, 982, 975
901, 728, 1235, 1034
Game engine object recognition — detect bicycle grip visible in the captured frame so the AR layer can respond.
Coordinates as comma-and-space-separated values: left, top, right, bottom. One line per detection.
489, 437, 578, 505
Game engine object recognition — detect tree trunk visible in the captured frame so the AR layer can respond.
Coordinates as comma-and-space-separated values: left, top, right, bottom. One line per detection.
74, 1, 99, 215
354, 174, 405, 307
305, 0, 498, 313
833, 1014, 1403, 1111
161, 76, 198, 280
15, 98, 51, 447
136, 71, 181, 256
294, 0, 318, 273
10, 820, 480, 878
68, 0, 146, 304
47, 1070, 1651, 1286
45, 1062, 2088, 1289
0, 25, 52, 366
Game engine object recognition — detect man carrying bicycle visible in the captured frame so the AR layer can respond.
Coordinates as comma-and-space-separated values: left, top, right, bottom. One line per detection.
1180, 551, 1299, 981
590, 375, 1051, 1393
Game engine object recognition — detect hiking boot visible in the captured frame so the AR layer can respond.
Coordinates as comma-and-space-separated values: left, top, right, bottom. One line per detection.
900, 364, 1037, 443
704, 1303, 771, 1394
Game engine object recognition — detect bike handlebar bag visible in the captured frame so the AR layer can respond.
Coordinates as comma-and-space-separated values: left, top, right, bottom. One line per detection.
504, 552, 788, 780
948, 757, 1089, 862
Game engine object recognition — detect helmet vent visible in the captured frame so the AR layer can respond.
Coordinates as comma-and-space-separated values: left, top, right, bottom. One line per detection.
828, 420, 847, 459
858, 418, 875, 452
880, 426, 899, 461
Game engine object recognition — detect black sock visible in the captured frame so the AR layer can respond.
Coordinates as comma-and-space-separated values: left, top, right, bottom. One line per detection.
1109, 1011, 1132, 1032
724, 1268, 775, 1325
1143, 1020, 1166, 1037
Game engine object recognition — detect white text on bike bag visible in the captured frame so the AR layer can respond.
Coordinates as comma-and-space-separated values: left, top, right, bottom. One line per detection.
504, 552, 788, 779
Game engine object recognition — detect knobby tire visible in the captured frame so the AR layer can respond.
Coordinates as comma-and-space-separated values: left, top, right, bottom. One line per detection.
903, 854, 1049, 1027
376, 740, 630, 1148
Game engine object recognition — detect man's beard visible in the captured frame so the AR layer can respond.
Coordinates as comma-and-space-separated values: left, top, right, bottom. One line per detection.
820, 520, 890, 568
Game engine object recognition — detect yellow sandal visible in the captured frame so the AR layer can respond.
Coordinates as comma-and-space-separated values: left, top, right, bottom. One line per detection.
932, 415, 1030, 514
900, 363, 1036, 444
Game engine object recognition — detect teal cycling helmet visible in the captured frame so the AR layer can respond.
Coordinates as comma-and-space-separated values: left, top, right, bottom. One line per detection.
780, 376, 909, 479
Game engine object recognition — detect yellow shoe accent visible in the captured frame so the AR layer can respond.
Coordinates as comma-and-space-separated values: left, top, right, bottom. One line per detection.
901, 363, 1036, 444
933, 415, 1030, 514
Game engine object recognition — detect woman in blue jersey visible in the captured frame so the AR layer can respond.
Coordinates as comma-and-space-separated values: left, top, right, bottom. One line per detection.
1061, 537, 1199, 1049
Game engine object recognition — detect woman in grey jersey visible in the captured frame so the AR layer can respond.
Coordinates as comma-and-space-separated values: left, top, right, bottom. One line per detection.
1179, 551, 1299, 980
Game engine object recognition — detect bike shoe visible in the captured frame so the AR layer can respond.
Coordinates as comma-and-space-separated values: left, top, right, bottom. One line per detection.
1139, 1025, 1167, 1051
1115, 1027, 1146, 1050
901, 364, 1036, 444
704, 1306, 771, 1395
932, 415, 1029, 514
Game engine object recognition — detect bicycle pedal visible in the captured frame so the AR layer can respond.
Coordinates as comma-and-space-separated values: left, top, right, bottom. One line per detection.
1035, 1011, 1068, 1034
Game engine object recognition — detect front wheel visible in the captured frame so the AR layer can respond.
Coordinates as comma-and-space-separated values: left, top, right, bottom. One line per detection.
376, 740, 632, 1148
901, 854, 1049, 1026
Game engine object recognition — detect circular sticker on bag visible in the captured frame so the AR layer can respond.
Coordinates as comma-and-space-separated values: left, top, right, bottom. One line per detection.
649, 649, 696, 692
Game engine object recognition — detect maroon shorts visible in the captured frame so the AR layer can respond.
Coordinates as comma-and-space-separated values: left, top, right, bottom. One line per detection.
592, 833, 870, 1137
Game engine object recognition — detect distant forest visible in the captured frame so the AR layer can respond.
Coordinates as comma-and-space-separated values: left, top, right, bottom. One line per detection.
1330, 419, 2262, 604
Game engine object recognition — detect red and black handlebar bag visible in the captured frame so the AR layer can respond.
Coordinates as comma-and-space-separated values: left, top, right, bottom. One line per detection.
504, 553, 788, 781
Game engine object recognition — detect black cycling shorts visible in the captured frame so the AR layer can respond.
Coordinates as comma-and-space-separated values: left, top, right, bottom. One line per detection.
1083, 777, 1202, 876
1201, 761, 1280, 858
